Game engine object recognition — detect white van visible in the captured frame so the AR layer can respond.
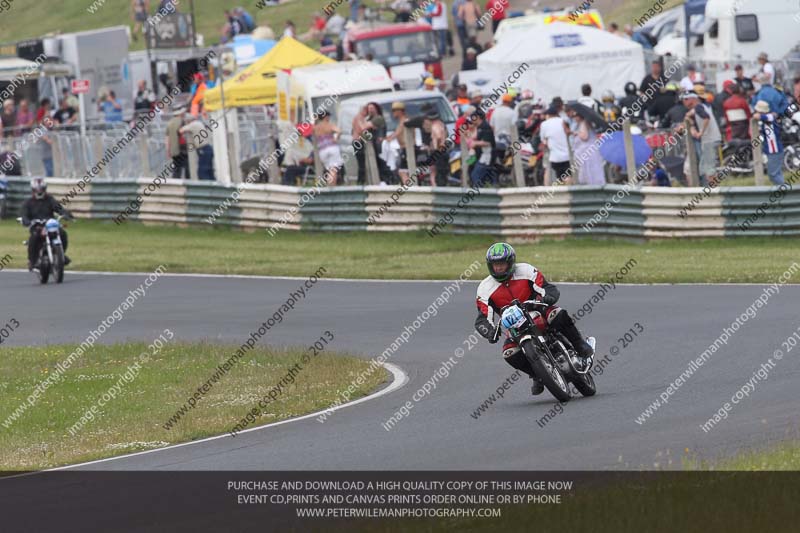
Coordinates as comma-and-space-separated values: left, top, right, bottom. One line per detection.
336, 90, 457, 181
276, 60, 394, 165
702, 0, 800, 63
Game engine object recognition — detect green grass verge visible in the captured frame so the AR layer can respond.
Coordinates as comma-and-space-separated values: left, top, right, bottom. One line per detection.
2, 219, 799, 283
0, 340, 386, 470
686, 439, 800, 470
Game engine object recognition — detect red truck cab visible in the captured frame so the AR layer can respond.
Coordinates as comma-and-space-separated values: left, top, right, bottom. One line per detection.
340, 22, 443, 80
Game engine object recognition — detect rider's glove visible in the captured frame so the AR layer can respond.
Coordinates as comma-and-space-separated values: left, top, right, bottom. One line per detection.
541, 293, 558, 305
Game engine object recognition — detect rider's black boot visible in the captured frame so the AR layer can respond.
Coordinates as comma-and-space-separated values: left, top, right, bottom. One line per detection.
550, 309, 594, 361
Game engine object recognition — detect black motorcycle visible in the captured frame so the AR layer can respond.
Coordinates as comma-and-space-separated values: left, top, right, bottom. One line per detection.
17, 214, 68, 284
492, 299, 596, 402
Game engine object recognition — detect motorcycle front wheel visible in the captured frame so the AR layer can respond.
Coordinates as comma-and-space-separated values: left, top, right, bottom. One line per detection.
52, 244, 65, 284
521, 339, 571, 402
37, 256, 50, 284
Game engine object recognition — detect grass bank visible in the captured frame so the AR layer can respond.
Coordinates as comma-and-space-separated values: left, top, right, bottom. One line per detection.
0, 339, 386, 470
1, 220, 799, 283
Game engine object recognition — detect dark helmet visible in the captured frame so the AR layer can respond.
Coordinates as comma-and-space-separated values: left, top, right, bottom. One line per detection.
30, 177, 46, 199
624, 82, 637, 95
486, 242, 516, 282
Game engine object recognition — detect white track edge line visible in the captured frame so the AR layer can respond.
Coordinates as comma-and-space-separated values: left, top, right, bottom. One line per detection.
1, 269, 791, 286
41, 362, 408, 471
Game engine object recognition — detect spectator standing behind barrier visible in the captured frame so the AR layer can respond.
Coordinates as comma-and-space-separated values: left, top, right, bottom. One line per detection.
54, 98, 78, 131
659, 83, 686, 130
754, 100, 785, 185
539, 105, 571, 185
468, 110, 495, 187
682, 91, 721, 187
180, 105, 215, 180
425, 111, 449, 186
566, 104, 605, 185
733, 65, 755, 95
722, 83, 751, 141
16, 100, 34, 135
37, 117, 55, 177
36, 99, 53, 127
457, 0, 482, 40
461, 47, 478, 71
166, 107, 189, 179
386, 102, 410, 185
314, 110, 343, 186
1, 99, 17, 138
134, 80, 155, 120
131, 0, 150, 42
352, 106, 369, 185
429, 0, 449, 58
61, 87, 80, 113
753, 52, 775, 87
100, 91, 124, 123
485, 0, 506, 33
452, 0, 468, 54
490, 93, 515, 142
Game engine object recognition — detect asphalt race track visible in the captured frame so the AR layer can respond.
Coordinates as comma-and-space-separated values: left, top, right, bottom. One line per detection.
3, 271, 799, 471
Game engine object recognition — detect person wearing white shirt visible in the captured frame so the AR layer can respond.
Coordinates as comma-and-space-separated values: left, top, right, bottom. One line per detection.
490, 94, 516, 141
429, 0, 449, 57
754, 52, 775, 86
680, 64, 704, 92
539, 106, 571, 185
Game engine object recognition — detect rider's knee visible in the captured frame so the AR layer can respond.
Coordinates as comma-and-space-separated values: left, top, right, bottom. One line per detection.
546, 306, 567, 324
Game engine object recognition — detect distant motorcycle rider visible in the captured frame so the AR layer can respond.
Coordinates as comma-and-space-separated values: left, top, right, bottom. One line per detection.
21, 178, 72, 271
474, 243, 594, 395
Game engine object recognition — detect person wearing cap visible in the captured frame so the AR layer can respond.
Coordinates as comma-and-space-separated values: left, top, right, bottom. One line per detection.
539, 105, 571, 185
166, 106, 189, 179
753, 52, 775, 87
754, 100, 785, 185
682, 91, 721, 186
733, 64, 755, 94
386, 102, 411, 185
456, 84, 470, 106
423, 77, 439, 92
461, 47, 478, 71
490, 93, 515, 141
680, 64, 703, 93
722, 83, 751, 141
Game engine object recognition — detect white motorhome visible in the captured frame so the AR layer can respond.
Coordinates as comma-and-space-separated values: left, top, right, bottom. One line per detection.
276, 60, 394, 165
702, 0, 800, 63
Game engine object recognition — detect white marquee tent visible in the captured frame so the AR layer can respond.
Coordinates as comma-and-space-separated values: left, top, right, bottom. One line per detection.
477, 22, 646, 104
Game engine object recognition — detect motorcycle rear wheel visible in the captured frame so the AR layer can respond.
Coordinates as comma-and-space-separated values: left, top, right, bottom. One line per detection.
521, 339, 571, 402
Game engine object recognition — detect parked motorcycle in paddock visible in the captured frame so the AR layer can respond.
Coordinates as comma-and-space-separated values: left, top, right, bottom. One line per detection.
492, 299, 597, 402
17, 214, 70, 284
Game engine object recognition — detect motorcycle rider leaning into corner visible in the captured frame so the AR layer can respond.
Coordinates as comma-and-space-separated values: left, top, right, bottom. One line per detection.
474, 242, 594, 395
21, 178, 72, 272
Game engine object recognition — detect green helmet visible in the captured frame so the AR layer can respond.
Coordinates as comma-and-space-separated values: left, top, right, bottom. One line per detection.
486, 242, 516, 282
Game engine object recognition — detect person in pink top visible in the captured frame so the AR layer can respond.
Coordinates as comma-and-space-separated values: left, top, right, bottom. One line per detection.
15, 99, 35, 134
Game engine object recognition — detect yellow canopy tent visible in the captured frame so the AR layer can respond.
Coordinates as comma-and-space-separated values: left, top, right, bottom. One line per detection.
204, 37, 335, 111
